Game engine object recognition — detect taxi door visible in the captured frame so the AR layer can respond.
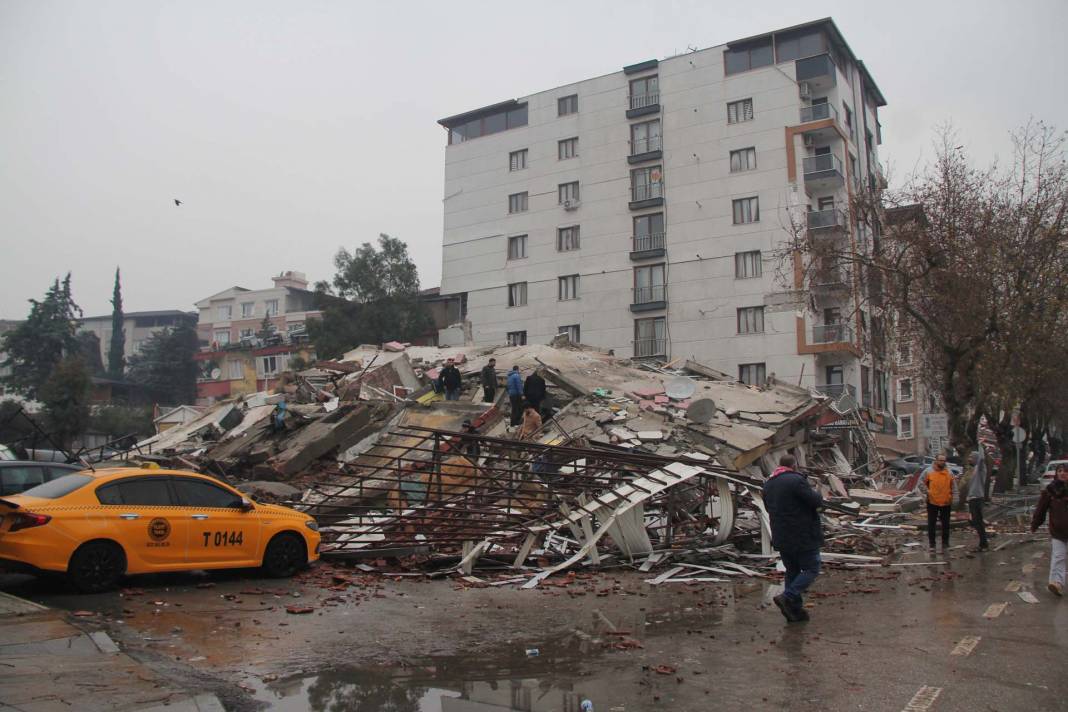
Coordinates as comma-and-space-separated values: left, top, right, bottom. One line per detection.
95, 476, 190, 570
171, 476, 261, 567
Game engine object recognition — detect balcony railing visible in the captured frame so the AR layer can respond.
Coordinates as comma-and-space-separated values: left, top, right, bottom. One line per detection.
629, 92, 659, 110
803, 153, 843, 177
799, 103, 838, 124
815, 383, 856, 399
633, 284, 667, 305
806, 208, 846, 231
812, 267, 850, 289
631, 182, 664, 202
632, 232, 666, 253
630, 134, 662, 155
812, 323, 854, 344
796, 53, 836, 83
633, 337, 666, 358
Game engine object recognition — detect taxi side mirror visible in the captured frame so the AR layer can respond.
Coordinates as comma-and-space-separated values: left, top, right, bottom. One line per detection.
239, 497, 254, 512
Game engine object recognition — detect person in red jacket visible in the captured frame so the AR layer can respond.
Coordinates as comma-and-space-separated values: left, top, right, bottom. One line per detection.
1031, 463, 1068, 596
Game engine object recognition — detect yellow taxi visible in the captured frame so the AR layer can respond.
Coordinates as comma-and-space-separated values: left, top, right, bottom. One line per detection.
0, 467, 320, 592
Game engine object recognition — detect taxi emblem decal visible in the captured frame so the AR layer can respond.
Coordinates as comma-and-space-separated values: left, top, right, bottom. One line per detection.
148, 517, 171, 542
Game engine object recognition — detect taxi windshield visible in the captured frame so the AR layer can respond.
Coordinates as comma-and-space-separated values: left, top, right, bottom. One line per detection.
20, 474, 93, 499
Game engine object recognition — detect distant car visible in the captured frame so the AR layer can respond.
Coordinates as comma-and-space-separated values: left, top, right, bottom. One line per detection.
885, 457, 923, 476
0, 461, 83, 496
903, 455, 963, 477
1039, 460, 1068, 484
0, 467, 321, 592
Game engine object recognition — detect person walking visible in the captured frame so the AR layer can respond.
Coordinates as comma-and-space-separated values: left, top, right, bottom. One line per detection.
1030, 463, 1068, 596
523, 370, 547, 415
965, 448, 990, 552
763, 454, 823, 623
480, 358, 498, 403
506, 366, 524, 427
919, 453, 958, 551
439, 359, 462, 401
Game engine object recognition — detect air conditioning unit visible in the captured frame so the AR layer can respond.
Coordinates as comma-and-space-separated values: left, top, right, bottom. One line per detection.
563, 200, 579, 211
799, 81, 812, 99
803, 135, 816, 148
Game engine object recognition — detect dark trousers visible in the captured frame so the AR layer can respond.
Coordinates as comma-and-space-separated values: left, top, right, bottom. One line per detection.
781, 549, 821, 603
968, 498, 988, 548
483, 386, 496, 403
927, 503, 951, 547
527, 397, 544, 417
509, 394, 523, 426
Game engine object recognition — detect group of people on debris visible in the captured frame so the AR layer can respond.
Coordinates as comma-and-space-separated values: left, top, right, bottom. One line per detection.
437, 357, 549, 442
764, 448, 1068, 623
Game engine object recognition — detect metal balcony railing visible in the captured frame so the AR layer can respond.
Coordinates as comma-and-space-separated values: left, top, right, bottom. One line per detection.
632, 232, 666, 252
629, 92, 659, 110
806, 208, 846, 231
630, 134, 662, 155
633, 284, 667, 304
815, 383, 856, 398
812, 323, 855, 344
799, 103, 838, 124
631, 181, 664, 202
803, 153, 843, 176
633, 337, 666, 358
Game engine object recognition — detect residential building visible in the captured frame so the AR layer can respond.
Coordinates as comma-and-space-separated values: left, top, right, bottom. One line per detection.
77, 311, 196, 372
891, 335, 948, 456
438, 18, 891, 436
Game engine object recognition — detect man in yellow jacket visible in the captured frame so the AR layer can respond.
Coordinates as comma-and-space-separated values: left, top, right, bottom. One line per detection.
919, 453, 959, 551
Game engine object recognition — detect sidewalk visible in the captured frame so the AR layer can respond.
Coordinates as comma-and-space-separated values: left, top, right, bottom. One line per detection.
0, 591, 223, 712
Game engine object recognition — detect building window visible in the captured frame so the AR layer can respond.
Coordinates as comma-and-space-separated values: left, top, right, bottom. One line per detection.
558, 324, 580, 343
897, 378, 914, 403
631, 165, 663, 201
630, 119, 662, 155
898, 342, 912, 366
559, 182, 580, 204
507, 330, 527, 346
447, 104, 528, 144
216, 305, 232, 321
628, 75, 659, 110
239, 328, 254, 339
730, 147, 757, 173
737, 306, 765, 334
240, 302, 254, 318
724, 39, 773, 75
735, 250, 762, 279
634, 317, 666, 357
634, 263, 666, 304
727, 98, 754, 124
558, 137, 578, 160
558, 274, 580, 301
633, 213, 665, 251
214, 329, 230, 346
228, 360, 243, 380
732, 196, 760, 224
508, 192, 528, 214
558, 94, 578, 116
264, 299, 279, 317
509, 149, 528, 171
898, 414, 914, 440
861, 365, 871, 407
257, 354, 289, 378
508, 282, 527, 307
287, 322, 304, 333
739, 362, 766, 386
507, 234, 527, 260
557, 226, 580, 251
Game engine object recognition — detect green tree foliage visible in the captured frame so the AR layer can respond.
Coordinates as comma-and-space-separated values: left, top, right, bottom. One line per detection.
125, 324, 200, 405
1, 274, 82, 399
39, 357, 91, 450
89, 405, 154, 439
108, 267, 125, 378
308, 234, 430, 359
75, 331, 105, 376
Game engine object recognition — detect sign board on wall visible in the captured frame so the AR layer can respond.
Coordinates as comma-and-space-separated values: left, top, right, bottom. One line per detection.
920, 413, 948, 437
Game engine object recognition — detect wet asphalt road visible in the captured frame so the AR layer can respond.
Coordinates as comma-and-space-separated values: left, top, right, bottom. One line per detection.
2, 535, 1067, 711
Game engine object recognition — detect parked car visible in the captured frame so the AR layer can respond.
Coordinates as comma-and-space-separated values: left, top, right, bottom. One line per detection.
1039, 460, 1068, 484
0, 467, 321, 592
885, 457, 923, 476
902, 455, 963, 477
0, 461, 83, 496
0, 445, 15, 461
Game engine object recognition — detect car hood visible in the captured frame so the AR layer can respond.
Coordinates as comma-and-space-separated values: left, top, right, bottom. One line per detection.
253, 501, 313, 520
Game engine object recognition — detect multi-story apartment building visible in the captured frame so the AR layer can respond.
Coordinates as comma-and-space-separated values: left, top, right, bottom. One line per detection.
77, 310, 196, 372
438, 18, 891, 419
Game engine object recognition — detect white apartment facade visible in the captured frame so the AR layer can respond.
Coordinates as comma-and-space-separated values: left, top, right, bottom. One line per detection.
439, 18, 894, 415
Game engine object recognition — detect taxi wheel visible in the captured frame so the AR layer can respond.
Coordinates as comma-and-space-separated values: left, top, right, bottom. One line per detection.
69, 541, 126, 593
262, 533, 305, 578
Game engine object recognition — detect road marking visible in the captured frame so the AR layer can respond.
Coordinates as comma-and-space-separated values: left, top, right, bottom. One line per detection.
983, 602, 1008, 619
903, 685, 942, 711
1005, 580, 1022, 592
1018, 591, 1039, 604
951, 635, 981, 656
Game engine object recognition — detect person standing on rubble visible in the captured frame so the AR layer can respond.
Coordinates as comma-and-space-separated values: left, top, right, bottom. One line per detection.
919, 453, 958, 552
763, 454, 823, 623
1030, 462, 1068, 596
524, 370, 547, 415
480, 358, 498, 403
517, 405, 543, 441
440, 358, 463, 401
965, 447, 990, 552
506, 366, 524, 427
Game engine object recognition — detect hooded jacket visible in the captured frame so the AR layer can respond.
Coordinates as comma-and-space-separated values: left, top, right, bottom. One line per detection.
762, 468, 824, 553
919, 465, 958, 507
506, 370, 523, 396
1031, 480, 1068, 541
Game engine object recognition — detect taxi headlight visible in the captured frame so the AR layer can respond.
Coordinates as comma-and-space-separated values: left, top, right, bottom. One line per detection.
305, 520, 319, 532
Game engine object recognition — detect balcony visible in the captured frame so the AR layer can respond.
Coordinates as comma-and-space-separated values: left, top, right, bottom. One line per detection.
627, 92, 660, 119
812, 323, 854, 344
795, 53, 837, 93
633, 337, 666, 358
799, 103, 838, 125
815, 383, 856, 399
629, 181, 664, 210
629, 135, 662, 164
630, 284, 667, 313
630, 232, 666, 260
803, 153, 845, 192
807, 208, 847, 233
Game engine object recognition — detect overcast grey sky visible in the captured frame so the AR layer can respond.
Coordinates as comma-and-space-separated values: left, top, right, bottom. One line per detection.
2, 0, 1066, 318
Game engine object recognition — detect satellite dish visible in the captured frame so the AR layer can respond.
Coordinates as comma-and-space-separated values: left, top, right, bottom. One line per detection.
665, 376, 697, 400
210, 368, 222, 380
686, 398, 717, 424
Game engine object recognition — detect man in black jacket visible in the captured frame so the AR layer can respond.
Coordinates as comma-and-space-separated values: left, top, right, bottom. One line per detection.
523, 371, 547, 415
480, 358, 497, 403
439, 359, 463, 401
762, 454, 823, 622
